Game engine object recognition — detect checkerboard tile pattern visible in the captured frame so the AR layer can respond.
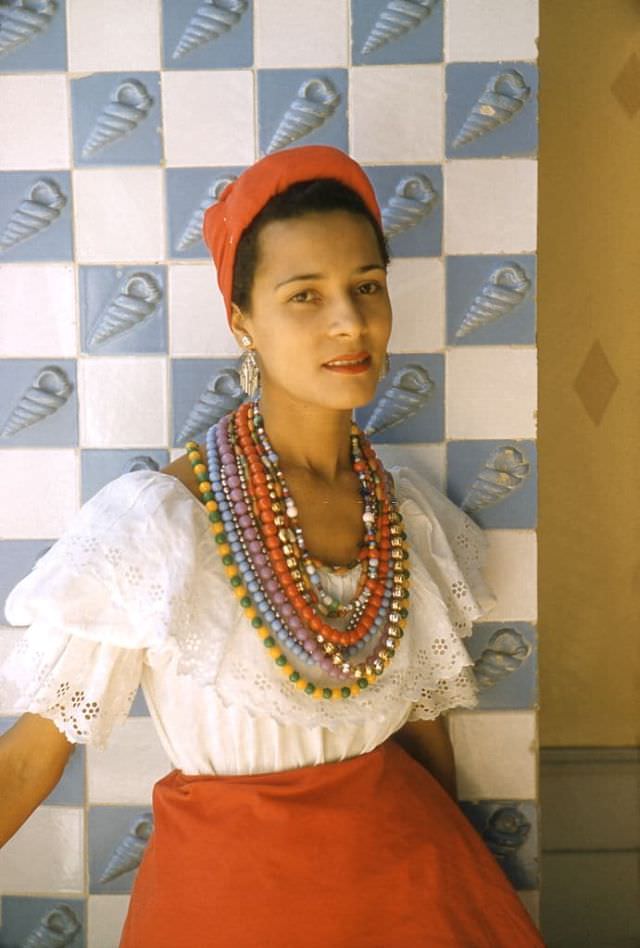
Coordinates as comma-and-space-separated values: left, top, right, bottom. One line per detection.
0, 1, 539, 943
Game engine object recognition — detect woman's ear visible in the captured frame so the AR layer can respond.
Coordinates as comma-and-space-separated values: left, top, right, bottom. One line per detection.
229, 303, 252, 347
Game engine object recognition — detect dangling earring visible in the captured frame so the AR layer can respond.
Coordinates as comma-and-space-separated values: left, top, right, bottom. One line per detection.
239, 334, 260, 398
378, 353, 390, 381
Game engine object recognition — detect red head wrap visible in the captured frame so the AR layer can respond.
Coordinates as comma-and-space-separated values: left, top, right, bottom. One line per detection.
201, 145, 382, 326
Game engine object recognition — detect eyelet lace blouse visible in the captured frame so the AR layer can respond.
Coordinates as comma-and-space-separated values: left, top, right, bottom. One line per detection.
0, 466, 497, 776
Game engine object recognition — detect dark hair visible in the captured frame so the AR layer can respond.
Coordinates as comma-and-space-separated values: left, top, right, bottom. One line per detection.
230, 177, 391, 312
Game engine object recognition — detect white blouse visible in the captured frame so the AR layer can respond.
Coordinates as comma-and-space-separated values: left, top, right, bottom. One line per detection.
0, 466, 497, 776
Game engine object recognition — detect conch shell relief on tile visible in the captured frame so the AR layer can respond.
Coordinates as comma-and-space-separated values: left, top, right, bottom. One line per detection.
81, 79, 154, 158
381, 173, 438, 238
0, 177, 67, 254
482, 805, 532, 862
0, 0, 58, 58
452, 69, 531, 149
473, 627, 532, 690
455, 262, 532, 339
364, 364, 434, 436
172, 0, 249, 60
177, 174, 238, 252
361, 0, 437, 56
176, 367, 246, 444
99, 812, 154, 883
125, 455, 162, 473
87, 271, 163, 347
461, 445, 531, 512
267, 77, 341, 154
0, 365, 73, 438
22, 903, 82, 948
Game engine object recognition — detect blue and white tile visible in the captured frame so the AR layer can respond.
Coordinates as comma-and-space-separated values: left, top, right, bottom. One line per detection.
0, 897, 86, 948
446, 254, 536, 346
129, 687, 150, 717
0, 449, 79, 540
388, 258, 445, 352
78, 357, 168, 449
446, 347, 537, 439
162, 71, 255, 166
446, 0, 539, 64
67, 0, 161, 72
0, 171, 73, 262
374, 442, 446, 492
88, 895, 131, 948
0, 540, 54, 623
444, 158, 537, 254
168, 262, 238, 356
166, 166, 247, 260
88, 718, 170, 805
171, 356, 246, 449
448, 709, 537, 800
365, 165, 443, 258
70, 72, 163, 167
447, 438, 537, 528
0, 75, 70, 171
256, 0, 347, 68
0, 264, 76, 357
518, 889, 540, 927
89, 806, 153, 895
162, 0, 253, 70
257, 68, 348, 157
351, 0, 443, 66
73, 168, 166, 264
459, 799, 539, 889
351, 65, 443, 163
0, 0, 67, 72
80, 448, 170, 503
0, 806, 84, 893
0, 358, 78, 447
480, 529, 537, 622
354, 352, 444, 445
79, 266, 168, 355
0, 717, 86, 806
466, 621, 537, 710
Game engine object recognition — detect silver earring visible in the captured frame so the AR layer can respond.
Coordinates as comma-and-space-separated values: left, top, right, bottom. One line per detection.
239, 336, 260, 397
378, 353, 390, 381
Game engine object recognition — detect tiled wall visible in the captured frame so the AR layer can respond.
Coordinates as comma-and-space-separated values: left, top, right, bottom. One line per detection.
0, 1, 539, 944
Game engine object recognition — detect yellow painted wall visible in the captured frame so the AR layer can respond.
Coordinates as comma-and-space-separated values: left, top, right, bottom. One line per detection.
538, 0, 640, 745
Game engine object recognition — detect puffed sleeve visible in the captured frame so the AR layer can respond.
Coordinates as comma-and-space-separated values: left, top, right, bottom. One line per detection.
0, 470, 191, 748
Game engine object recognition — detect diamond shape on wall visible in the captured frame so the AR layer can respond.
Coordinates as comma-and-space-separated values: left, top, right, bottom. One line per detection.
611, 52, 640, 118
573, 339, 619, 424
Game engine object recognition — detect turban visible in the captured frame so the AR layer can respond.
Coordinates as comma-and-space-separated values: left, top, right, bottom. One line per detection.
201, 145, 382, 326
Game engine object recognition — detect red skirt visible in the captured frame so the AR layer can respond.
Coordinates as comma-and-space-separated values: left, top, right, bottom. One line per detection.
119, 738, 545, 947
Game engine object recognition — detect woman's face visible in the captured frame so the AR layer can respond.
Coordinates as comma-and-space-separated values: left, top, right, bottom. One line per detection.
232, 209, 392, 412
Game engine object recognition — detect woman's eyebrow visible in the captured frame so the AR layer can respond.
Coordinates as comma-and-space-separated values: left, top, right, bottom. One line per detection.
275, 264, 385, 290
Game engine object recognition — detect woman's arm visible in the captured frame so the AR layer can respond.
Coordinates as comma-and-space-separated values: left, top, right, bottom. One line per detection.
391, 714, 458, 802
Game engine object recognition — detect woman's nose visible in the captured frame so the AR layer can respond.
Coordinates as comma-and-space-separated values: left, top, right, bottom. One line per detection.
328, 291, 367, 335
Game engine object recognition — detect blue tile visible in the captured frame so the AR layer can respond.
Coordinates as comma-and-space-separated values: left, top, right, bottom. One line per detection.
364, 164, 442, 257
466, 622, 537, 710
447, 439, 537, 529
89, 806, 154, 895
162, 0, 253, 69
129, 686, 150, 717
446, 63, 538, 159
0, 540, 55, 623
0, 359, 78, 447
70, 72, 163, 166
355, 353, 444, 444
0, 171, 73, 262
0, 717, 86, 806
351, 0, 443, 66
0, 896, 86, 947
172, 357, 248, 449
446, 254, 536, 346
0, 0, 67, 72
81, 449, 170, 503
459, 800, 539, 889
166, 166, 247, 259
79, 266, 168, 355
257, 68, 349, 157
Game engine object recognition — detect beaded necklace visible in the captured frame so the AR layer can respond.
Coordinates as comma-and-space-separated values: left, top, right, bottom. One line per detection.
185, 401, 410, 700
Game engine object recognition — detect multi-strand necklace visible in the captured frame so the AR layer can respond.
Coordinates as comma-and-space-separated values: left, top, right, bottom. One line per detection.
184, 400, 410, 700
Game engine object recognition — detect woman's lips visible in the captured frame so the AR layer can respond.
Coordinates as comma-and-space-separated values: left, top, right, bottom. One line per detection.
322, 353, 372, 374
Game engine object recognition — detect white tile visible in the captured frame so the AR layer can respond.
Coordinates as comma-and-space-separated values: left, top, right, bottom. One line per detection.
169, 263, 238, 357
446, 347, 537, 438
88, 717, 171, 805
0, 265, 76, 357
162, 71, 255, 167
255, 0, 348, 67
78, 356, 167, 448
482, 529, 537, 622
444, 159, 537, 254
0, 76, 70, 170
388, 258, 444, 352
351, 65, 444, 163
517, 889, 540, 927
0, 805, 83, 893
447, 0, 539, 62
73, 168, 165, 264
375, 443, 446, 492
0, 449, 78, 539
67, 0, 161, 71
88, 895, 131, 948
448, 709, 537, 799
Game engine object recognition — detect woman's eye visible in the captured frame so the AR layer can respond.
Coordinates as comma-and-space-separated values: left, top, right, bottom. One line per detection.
358, 281, 381, 294
290, 290, 315, 303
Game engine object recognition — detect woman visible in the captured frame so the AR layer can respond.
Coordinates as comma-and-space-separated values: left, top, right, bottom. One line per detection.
0, 145, 545, 946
